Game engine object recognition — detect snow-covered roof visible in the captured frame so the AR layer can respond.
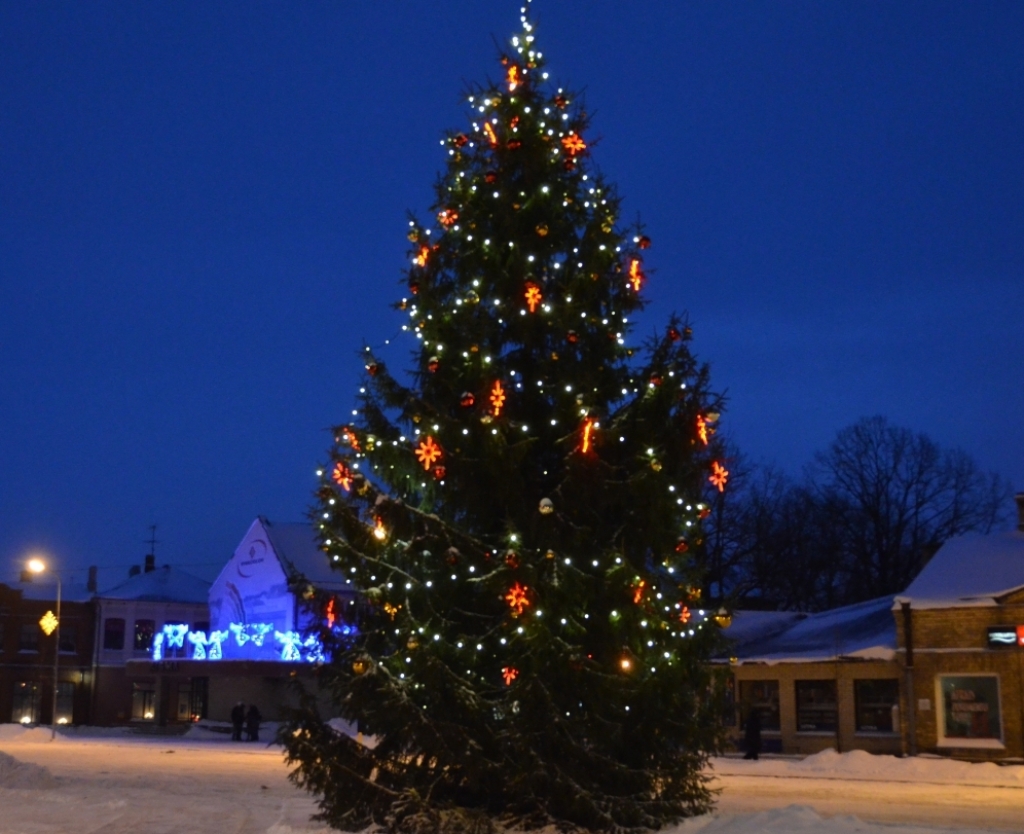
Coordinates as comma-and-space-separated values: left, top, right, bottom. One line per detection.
260, 518, 348, 590
896, 530, 1024, 608
98, 565, 210, 603
724, 609, 806, 650
725, 596, 897, 665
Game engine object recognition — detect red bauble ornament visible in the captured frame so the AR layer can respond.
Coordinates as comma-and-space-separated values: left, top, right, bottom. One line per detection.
366, 362, 378, 376
505, 550, 519, 569
567, 330, 579, 344
507, 139, 522, 150
563, 159, 576, 172
675, 538, 689, 553
484, 170, 498, 184
638, 235, 651, 249
433, 465, 446, 480
408, 280, 419, 295
453, 133, 469, 147
460, 391, 476, 408
649, 374, 663, 387
668, 327, 681, 341
427, 356, 439, 373
554, 94, 568, 109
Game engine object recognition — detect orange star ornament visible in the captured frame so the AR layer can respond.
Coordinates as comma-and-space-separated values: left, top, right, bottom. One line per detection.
415, 436, 443, 471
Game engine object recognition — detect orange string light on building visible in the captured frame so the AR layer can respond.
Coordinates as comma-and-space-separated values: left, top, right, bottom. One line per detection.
489, 380, 506, 416
415, 436, 443, 471
524, 282, 542, 313
709, 461, 729, 492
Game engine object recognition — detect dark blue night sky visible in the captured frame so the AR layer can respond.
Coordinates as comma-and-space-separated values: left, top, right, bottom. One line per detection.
3, 2, 1022, 588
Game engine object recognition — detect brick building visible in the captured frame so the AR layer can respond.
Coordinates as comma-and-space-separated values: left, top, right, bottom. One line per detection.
724, 493, 1024, 761
0, 573, 96, 725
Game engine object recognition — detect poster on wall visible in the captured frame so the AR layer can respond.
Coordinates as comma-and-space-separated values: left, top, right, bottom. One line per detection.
940, 675, 1001, 740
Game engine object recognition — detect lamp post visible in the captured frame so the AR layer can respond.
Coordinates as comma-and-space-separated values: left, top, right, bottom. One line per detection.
27, 558, 61, 740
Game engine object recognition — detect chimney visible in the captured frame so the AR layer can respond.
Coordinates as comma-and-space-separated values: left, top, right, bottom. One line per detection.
129, 565, 141, 578
144, 554, 155, 573
1016, 493, 1024, 533
87, 566, 98, 593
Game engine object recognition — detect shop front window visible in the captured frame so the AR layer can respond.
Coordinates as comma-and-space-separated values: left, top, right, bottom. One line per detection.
56, 681, 75, 725
12, 681, 41, 724
855, 679, 899, 732
939, 675, 1002, 742
795, 679, 837, 732
131, 683, 156, 721
739, 679, 781, 731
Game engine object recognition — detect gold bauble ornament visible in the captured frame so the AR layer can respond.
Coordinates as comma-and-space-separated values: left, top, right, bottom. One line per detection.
352, 659, 367, 675
538, 497, 554, 515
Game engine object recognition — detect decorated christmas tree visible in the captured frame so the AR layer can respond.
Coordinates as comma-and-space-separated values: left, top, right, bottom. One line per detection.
283, 6, 730, 832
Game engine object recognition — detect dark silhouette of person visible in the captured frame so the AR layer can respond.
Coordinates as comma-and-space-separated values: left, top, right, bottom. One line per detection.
246, 703, 262, 742
230, 701, 245, 741
744, 706, 762, 760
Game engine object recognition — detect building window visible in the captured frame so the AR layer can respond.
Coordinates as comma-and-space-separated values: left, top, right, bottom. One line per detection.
56, 681, 75, 725
19, 623, 39, 652
131, 683, 156, 721
855, 679, 899, 733
103, 618, 125, 650
939, 675, 1002, 743
133, 619, 156, 652
12, 681, 41, 724
59, 626, 76, 654
739, 680, 781, 731
795, 680, 838, 732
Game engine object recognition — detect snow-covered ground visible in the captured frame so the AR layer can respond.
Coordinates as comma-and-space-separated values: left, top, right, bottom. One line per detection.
1, 725, 1021, 833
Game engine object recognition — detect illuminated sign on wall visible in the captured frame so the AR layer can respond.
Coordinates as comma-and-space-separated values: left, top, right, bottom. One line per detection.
985, 626, 1024, 648
151, 622, 338, 664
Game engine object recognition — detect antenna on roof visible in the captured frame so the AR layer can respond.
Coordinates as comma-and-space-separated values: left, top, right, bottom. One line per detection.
144, 524, 159, 573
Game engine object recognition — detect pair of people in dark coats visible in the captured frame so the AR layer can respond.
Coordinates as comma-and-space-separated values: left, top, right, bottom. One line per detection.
230, 701, 262, 741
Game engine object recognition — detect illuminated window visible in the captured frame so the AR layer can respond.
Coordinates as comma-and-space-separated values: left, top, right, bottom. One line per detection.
103, 618, 125, 650
938, 675, 1002, 744
795, 680, 837, 732
131, 683, 156, 721
739, 679, 780, 731
11, 681, 41, 724
19, 623, 39, 653
133, 619, 155, 652
855, 679, 899, 733
56, 681, 74, 725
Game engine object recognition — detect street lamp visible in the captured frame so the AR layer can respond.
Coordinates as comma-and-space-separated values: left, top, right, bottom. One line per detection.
27, 558, 61, 740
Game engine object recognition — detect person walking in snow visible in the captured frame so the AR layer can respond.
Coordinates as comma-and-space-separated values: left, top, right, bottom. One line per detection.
743, 706, 762, 760
230, 701, 245, 741
246, 703, 262, 742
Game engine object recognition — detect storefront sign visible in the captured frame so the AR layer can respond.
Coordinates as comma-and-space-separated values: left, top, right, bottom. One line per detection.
986, 626, 1024, 648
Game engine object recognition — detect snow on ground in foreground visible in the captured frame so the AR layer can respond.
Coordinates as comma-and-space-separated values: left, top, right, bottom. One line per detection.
0, 725, 1021, 833
711, 748, 1024, 787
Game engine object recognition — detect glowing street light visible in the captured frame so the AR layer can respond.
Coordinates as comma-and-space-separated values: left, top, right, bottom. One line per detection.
27, 558, 61, 740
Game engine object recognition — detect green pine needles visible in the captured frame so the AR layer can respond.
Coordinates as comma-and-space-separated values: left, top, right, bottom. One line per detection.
282, 6, 729, 832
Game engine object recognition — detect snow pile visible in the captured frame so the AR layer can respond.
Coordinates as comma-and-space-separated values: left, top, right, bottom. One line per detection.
672, 805, 996, 834
327, 717, 378, 748
713, 747, 1024, 787
0, 750, 58, 789
0, 724, 57, 743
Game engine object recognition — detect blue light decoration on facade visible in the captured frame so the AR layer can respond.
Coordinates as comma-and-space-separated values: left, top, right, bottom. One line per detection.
151, 622, 333, 663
